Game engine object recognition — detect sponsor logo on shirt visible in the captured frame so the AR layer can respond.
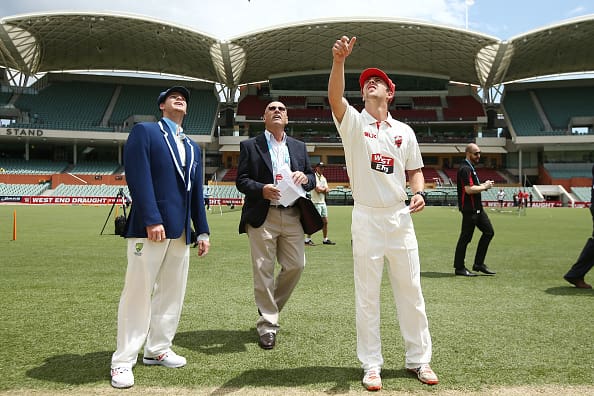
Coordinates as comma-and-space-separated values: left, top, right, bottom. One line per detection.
371, 153, 394, 174
364, 131, 377, 139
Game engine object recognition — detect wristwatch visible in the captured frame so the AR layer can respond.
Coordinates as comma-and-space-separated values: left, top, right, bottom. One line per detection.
415, 191, 427, 200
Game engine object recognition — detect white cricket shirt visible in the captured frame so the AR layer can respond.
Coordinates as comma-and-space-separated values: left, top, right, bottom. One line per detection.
333, 106, 424, 208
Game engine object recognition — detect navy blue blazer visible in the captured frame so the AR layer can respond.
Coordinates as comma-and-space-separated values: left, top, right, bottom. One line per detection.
236, 133, 315, 234
123, 119, 209, 244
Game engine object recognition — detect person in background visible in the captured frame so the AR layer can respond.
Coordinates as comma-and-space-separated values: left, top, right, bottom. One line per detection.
236, 101, 316, 350
563, 164, 594, 289
497, 188, 505, 209
110, 86, 210, 389
329, 35, 438, 391
453, 143, 496, 277
304, 162, 336, 246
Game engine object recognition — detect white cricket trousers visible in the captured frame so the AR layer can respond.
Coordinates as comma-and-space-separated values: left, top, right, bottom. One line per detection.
351, 202, 432, 371
111, 236, 190, 369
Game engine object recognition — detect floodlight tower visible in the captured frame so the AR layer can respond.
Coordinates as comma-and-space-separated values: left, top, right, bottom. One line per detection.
465, 0, 475, 30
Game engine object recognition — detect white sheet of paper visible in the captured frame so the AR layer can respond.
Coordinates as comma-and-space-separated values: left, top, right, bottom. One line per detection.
276, 164, 306, 207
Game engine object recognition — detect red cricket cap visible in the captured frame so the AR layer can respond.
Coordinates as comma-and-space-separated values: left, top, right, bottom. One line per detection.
359, 68, 395, 94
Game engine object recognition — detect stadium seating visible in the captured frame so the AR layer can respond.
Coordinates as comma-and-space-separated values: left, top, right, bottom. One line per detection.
109, 85, 217, 135
204, 184, 244, 199
0, 91, 12, 105
544, 163, 592, 179
391, 109, 438, 122
237, 95, 269, 119
503, 90, 555, 136
14, 81, 115, 131
422, 167, 443, 184
442, 168, 458, 183
321, 166, 349, 183
182, 90, 219, 135
412, 96, 442, 107
221, 168, 237, 182
534, 86, 594, 130
109, 84, 161, 126
52, 184, 130, 197
327, 186, 353, 205
0, 159, 68, 174
279, 96, 306, 106
442, 96, 485, 121
571, 187, 591, 202
70, 161, 119, 175
0, 182, 50, 196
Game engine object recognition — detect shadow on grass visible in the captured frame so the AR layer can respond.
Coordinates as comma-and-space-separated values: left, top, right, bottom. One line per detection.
209, 367, 411, 395
421, 271, 455, 278
545, 286, 594, 296
175, 329, 255, 354
26, 350, 112, 384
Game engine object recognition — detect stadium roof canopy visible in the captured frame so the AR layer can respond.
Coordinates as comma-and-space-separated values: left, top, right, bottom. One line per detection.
1, 12, 594, 91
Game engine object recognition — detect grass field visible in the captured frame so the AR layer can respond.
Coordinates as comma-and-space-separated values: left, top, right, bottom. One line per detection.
1, 204, 593, 395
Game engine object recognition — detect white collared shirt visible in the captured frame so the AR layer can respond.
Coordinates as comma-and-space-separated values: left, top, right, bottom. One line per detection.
333, 106, 423, 208
163, 117, 186, 166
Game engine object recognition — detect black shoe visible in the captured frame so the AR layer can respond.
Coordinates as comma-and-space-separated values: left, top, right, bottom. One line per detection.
304, 240, 316, 246
564, 276, 592, 289
322, 239, 336, 245
455, 268, 477, 277
258, 332, 276, 350
473, 264, 496, 275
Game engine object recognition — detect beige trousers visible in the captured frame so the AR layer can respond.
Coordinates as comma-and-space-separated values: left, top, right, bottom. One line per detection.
247, 206, 305, 335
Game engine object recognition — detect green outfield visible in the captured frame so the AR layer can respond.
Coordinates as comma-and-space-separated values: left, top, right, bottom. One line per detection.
0, 204, 593, 395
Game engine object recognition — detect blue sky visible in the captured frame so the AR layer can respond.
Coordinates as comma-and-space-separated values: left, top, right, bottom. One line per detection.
0, 0, 593, 40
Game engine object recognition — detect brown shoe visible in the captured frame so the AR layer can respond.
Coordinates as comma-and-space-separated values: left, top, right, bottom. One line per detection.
258, 332, 276, 349
564, 277, 592, 289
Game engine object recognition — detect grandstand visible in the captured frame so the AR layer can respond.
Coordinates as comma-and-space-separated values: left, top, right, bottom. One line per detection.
1, 12, 594, 207
572, 187, 591, 202
69, 161, 120, 175
0, 182, 50, 196
0, 159, 68, 174
6, 74, 219, 135
52, 184, 130, 197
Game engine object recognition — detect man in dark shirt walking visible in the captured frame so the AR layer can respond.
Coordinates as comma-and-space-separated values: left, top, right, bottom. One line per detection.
454, 143, 497, 277
563, 164, 594, 289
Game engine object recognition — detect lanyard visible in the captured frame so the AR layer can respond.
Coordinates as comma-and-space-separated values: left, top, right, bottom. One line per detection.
465, 159, 480, 183
267, 137, 289, 179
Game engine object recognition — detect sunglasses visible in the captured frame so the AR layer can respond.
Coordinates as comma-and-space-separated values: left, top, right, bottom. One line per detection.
267, 106, 286, 112
471, 151, 481, 155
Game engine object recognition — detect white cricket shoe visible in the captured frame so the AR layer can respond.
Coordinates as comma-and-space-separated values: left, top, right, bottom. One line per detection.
143, 350, 186, 368
110, 367, 134, 388
362, 367, 382, 391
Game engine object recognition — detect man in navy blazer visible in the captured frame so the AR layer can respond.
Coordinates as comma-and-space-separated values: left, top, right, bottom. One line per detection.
110, 86, 210, 389
236, 101, 315, 350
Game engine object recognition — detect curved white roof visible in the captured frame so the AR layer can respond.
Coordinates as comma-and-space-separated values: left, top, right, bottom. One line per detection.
1, 12, 594, 89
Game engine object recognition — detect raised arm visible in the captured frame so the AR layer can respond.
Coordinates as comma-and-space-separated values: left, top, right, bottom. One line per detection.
328, 36, 356, 123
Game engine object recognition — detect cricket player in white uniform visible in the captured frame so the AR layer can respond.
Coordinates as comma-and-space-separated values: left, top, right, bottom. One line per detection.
329, 35, 438, 391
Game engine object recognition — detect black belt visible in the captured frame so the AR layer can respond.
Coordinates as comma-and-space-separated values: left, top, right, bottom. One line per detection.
270, 204, 294, 209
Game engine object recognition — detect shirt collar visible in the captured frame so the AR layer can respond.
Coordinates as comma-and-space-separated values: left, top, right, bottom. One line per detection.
361, 108, 394, 128
162, 117, 183, 135
265, 130, 286, 146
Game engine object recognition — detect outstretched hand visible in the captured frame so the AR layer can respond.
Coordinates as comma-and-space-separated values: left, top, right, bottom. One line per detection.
332, 36, 357, 62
